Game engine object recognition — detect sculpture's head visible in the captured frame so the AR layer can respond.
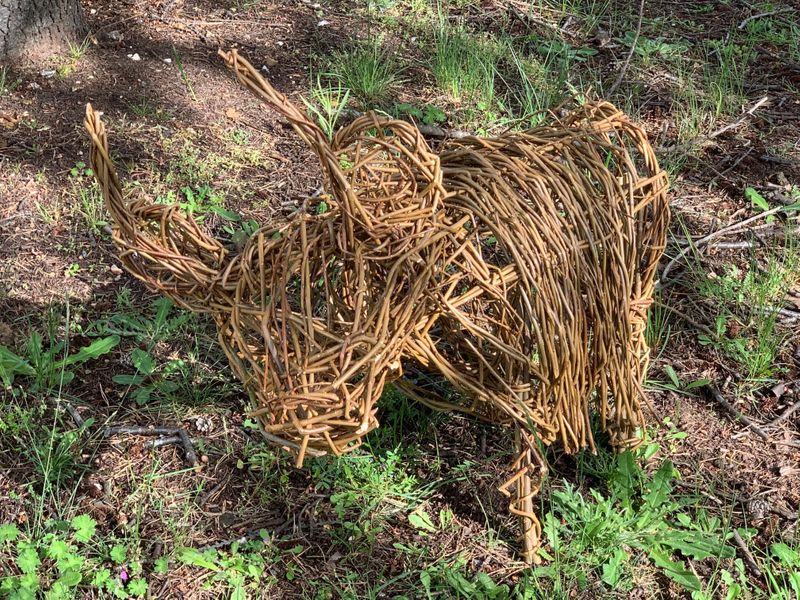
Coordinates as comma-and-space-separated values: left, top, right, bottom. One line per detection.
84, 104, 230, 313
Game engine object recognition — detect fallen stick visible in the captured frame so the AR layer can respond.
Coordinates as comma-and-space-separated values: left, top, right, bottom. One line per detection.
62, 402, 85, 428
731, 529, 762, 578
672, 217, 799, 246
767, 399, 800, 428
706, 96, 770, 140
738, 7, 795, 30
660, 204, 790, 284
104, 425, 199, 467
708, 147, 753, 185
678, 205, 787, 248
177, 428, 199, 467
104, 426, 179, 437
703, 384, 770, 441
607, 0, 645, 97
657, 96, 769, 154
143, 435, 199, 449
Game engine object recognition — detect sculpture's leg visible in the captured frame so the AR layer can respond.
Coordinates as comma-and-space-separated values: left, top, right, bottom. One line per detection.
499, 425, 547, 564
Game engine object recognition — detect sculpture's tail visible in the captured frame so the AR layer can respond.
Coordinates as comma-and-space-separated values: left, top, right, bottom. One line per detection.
84, 104, 229, 312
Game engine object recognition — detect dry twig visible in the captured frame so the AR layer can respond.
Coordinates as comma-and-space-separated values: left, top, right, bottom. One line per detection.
768, 399, 800, 428
738, 7, 795, 30
104, 425, 199, 467
703, 384, 769, 441
657, 96, 769, 154
660, 202, 789, 284
607, 0, 645, 97
61, 402, 85, 427
732, 528, 762, 578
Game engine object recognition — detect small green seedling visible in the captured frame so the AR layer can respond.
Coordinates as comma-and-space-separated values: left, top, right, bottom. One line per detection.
396, 103, 447, 126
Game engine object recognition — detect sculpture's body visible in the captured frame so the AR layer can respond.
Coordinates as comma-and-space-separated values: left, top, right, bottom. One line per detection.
85, 49, 669, 563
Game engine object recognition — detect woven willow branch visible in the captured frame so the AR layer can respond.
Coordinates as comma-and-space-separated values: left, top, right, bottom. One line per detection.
84, 48, 668, 564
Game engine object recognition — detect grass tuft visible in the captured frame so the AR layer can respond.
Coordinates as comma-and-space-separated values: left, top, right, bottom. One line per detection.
328, 40, 403, 108
431, 23, 500, 108
301, 75, 351, 140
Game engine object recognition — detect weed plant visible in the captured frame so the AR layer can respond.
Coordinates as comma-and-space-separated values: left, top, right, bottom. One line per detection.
697, 241, 800, 380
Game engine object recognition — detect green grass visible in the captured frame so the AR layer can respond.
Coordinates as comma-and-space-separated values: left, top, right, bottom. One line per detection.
740, 13, 800, 63
535, 444, 736, 596
90, 297, 236, 410
67, 37, 90, 62
301, 74, 351, 140
543, 0, 610, 36
503, 45, 566, 128
645, 292, 671, 355
328, 40, 403, 108
696, 239, 800, 380
703, 38, 753, 119
171, 46, 197, 102
3, 1, 800, 597
128, 98, 157, 118
430, 24, 500, 108
67, 161, 109, 237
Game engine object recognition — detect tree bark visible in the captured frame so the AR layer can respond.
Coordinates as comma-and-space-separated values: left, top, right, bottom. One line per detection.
0, 0, 86, 64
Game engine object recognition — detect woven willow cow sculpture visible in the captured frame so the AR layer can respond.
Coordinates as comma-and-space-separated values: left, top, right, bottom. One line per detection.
85, 49, 669, 563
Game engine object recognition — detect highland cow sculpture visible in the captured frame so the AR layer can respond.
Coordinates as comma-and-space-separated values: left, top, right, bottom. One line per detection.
85, 49, 668, 563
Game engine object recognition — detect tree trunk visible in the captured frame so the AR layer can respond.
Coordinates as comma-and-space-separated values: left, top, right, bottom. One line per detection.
0, 0, 85, 64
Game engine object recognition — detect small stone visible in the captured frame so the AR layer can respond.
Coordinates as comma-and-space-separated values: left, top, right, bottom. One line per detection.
40, 69, 56, 79
106, 30, 123, 43
317, 19, 330, 27
277, 41, 284, 46
28, 82, 41, 90
163, 58, 172, 64
127, 53, 141, 61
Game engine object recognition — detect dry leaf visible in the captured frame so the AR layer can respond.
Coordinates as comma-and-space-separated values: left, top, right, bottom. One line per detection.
224, 107, 242, 121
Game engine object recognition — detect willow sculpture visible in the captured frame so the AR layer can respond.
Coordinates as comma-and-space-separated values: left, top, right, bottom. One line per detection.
84, 48, 668, 563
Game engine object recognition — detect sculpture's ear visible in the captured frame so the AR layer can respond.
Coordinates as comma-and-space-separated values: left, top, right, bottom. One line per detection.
218, 48, 331, 163
330, 112, 445, 248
